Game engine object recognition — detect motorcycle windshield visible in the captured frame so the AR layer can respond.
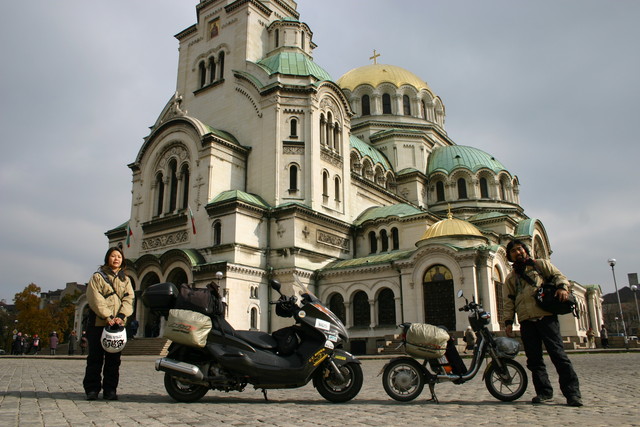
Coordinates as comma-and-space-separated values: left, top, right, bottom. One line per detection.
293, 275, 349, 342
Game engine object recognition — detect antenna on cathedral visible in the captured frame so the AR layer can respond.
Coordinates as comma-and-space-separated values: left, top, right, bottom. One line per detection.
369, 49, 381, 64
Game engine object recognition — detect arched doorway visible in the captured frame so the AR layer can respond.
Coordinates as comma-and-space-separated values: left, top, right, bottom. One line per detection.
423, 265, 456, 331
140, 272, 161, 337
166, 268, 188, 287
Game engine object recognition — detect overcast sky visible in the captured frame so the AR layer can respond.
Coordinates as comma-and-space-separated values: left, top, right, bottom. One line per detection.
1, 1, 639, 303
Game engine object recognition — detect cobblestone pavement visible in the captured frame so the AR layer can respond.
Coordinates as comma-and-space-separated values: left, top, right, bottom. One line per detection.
0, 351, 638, 426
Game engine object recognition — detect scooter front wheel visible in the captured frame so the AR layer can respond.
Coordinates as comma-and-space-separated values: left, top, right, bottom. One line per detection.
382, 358, 425, 402
313, 361, 363, 403
484, 358, 528, 401
164, 373, 209, 403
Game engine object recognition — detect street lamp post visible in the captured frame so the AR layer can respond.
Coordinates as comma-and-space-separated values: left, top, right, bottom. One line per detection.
608, 258, 628, 347
615, 316, 619, 334
631, 284, 640, 336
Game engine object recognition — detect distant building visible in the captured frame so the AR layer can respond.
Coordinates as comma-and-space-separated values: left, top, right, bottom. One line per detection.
81, 0, 601, 352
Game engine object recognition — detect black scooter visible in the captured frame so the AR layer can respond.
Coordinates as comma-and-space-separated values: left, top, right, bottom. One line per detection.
380, 290, 528, 403
142, 278, 363, 403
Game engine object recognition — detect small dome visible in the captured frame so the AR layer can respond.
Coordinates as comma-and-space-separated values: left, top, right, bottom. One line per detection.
427, 145, 507, 176
337, 64, 431, 92
419, 212, 484, 241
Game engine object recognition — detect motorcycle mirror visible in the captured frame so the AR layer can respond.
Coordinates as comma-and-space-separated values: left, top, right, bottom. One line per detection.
457, 290, 464, 298
270, 279, 282, 294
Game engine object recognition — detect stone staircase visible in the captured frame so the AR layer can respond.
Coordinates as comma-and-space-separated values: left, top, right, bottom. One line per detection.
377, 334, 405, 355
122, 338, 170, 356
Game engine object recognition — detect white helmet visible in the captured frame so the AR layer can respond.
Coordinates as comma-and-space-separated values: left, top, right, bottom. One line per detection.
101, 324, 127, 353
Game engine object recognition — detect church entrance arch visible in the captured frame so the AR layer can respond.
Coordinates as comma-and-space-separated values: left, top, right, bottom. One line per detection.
166, 268, 188, 287
422, 264, 456, 331
140, 272, 161, 337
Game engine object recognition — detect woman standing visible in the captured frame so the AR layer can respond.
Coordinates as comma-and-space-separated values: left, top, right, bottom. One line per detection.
49, 332, 58, 355
82, 247, 135, 401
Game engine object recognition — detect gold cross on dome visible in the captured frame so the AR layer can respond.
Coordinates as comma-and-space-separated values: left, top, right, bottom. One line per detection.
370, 49, 381, 64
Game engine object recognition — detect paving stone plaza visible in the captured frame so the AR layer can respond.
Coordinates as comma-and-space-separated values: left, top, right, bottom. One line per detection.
0, 351, 638, 426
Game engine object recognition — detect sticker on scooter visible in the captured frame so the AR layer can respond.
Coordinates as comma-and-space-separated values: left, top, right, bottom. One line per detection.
324, 340, 334, 349
309, 348, 328, 366
315, 319, 330, 331
298, 310, 306, 318
328, 334, 338, 342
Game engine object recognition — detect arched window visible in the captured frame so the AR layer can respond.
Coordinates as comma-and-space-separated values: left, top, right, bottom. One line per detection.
457, 177, 468, 199
290, 118, 297, 137
322, 171, 329, 197
208, 57, 216, 84
319, 114, 326, 146
493, 266, 505, 327
198, 61, 206, 88
480, 177, 489, 199
391, 227, 399, 250
213, 221, 222, 246
500, 181, 506, 200
380, 229, 389, 252
403, 95, 411, 115
169, 160, 178, 212
326, 112, 333, 148
155, 172, 164, 216
250, 307, 258, 329
353, 291, 370, 327
181, 164, 190, 210
421, 100, 427, 119
275, 29, 279, 47
378, 288, 396, 326
333, 124, 340, 152
436, 181, 445, 202
368, 231, 377, 254
361, 95, 371, 116
382, 93, 392, 114
334, 176, 341, 202
218, 51, 225, 80
329, 294, 346, 324
289, 165, 298, 191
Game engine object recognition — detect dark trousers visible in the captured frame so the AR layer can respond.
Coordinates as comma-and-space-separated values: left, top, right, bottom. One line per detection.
82, 325, 122, 395
520, 315, 581, 399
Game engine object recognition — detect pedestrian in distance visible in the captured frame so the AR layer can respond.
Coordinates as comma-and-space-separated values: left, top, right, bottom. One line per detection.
503, 239, 583, 407
463, 326, 475, 354
586, 327, 596, 349
49, 332, 58, 355
68, 330, 78, 355
31, 334, 40, 355
600, 324, 609, 349
82, 247, 135, 401
80, 331, 88, 355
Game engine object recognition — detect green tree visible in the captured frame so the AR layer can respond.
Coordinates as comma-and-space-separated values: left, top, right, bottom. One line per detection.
14, 283, 54, 346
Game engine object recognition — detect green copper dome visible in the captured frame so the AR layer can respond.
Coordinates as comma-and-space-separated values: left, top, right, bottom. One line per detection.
257, 52, 332, 82
427, 145, 507, 175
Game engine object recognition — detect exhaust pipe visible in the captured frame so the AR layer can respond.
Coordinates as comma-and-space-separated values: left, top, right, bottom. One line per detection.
155, 358, 204, 381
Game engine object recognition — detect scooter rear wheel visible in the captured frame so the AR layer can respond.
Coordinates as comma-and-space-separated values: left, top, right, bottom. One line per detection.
382, 358, 425, 402
484, 358, 528, 401
313, 361, 363, 403
164, 373, 209, 403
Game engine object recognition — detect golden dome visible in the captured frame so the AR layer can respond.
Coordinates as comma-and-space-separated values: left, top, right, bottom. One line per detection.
337, 64, 431, 92
419, 212, 484, 240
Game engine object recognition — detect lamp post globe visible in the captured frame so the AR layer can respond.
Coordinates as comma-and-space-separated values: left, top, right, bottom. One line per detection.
608, 258, 616, 267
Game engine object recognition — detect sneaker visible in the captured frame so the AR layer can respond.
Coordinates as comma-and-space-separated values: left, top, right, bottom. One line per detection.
86, 392, 98, 401
531, 394, 553, 403
567, 396, 583, 407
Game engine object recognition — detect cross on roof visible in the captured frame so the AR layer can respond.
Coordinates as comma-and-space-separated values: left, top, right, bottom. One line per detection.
369, 49, 381, 64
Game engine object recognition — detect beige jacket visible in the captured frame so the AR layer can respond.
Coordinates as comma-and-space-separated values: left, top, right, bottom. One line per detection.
503, 259, 570, 325
86, 268, 135, 327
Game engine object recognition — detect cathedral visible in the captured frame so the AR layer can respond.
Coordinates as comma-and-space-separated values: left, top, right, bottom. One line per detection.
78, 0, 603, 353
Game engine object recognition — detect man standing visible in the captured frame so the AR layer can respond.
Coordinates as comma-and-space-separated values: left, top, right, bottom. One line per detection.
503, 239, 583, 407
600, 324, 609, 349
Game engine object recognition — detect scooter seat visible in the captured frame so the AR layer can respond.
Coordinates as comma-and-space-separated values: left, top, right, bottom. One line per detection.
233, 330, 278, 351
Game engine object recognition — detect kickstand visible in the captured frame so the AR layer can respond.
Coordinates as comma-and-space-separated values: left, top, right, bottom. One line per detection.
426, 382, 439, 404
262, 389, 268, 401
